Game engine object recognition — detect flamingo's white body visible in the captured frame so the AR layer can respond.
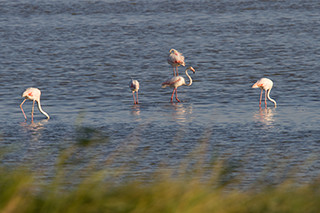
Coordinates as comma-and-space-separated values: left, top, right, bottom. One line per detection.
20, 87, 50, 122
162, 67, 195, 102
167, 49, 185, 76
252, 78, 277, 108
129, 79, 139, 104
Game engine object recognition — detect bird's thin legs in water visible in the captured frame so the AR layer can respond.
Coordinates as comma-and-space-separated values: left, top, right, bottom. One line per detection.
259, 89, 263, 107
136, 91, 139, 104
264, 90, 267, 108
170, 88, 181, 102
20, 99, 27, 120
175, 88, 181, 102
172, 67, 179, 76
31, 100, 35, 122
132, 92, 137, 104
170, 89, 175, 102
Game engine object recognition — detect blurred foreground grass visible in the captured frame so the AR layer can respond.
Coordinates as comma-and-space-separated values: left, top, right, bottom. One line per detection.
1, 126, 320, 213
1, 165, 320, 212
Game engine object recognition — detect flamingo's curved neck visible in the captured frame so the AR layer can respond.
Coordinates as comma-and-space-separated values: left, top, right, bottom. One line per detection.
37, 99, 50, 119
267, 89, 277, 107
185, 68, 193, 86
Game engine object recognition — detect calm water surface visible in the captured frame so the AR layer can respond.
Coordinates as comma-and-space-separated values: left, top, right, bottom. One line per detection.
0, 0, 319, 185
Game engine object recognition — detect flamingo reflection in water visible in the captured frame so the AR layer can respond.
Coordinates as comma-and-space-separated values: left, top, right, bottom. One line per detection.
254, 108, 276, 127
130, 104, 141, 118
170, 103, 194, 125
20, 119, 49, 142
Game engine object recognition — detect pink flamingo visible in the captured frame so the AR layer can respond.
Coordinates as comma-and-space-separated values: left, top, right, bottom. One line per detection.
129, 79, 139, 104
167, 49, 185, 76
20, 87, 50, 122
162, 67, 195, 102
252, 78, 277, 108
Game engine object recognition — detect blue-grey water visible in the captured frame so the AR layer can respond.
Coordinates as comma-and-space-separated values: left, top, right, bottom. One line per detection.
0, 0, 319, 185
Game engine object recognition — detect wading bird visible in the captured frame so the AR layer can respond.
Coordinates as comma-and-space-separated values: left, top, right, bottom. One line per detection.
129, 79, 139, 104
167, 49, 185, 76
252, 78, 277, 108
162, 67, 195, 102
20, 87, 50, 122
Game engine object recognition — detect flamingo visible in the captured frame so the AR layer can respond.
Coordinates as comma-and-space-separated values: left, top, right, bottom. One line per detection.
167, 49, 185, 76
252, 78, 277, 108
129, 79, 139, 104
162, 67, 195, 102
20, 87, 50, 122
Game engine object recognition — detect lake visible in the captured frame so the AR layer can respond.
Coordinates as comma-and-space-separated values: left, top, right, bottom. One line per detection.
0, 0, 319, 185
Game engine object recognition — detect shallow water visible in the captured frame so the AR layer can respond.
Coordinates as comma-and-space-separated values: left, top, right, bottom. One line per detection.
0, 0, 319, 184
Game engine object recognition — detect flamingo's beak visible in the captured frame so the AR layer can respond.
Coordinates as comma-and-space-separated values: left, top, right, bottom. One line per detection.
252, 83, 258, 88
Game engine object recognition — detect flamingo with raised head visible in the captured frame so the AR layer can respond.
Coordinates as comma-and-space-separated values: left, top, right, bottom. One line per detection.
167, 49, 185, 76
20, 87, 50, 122
162, 67, 195, 102
252, 78, 277, 108
129, 79, 139, 104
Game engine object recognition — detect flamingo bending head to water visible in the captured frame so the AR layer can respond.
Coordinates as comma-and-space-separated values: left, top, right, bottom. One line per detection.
167, 49, 185, 76
20, 87, 50, 122
162, 67, 195, 102
252, 78, 277, 108
129, 79, 139, 104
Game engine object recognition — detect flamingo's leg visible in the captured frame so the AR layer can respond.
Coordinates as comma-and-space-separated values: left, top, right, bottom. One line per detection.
259, 89, 263, 107
136, 91, 139, 104
175, 88, 181, 102
31, 100, 35, 122
170, 89, 175, 102
265, 90, 267, 108
132, 92, 136, 104
20, 99, 27, 120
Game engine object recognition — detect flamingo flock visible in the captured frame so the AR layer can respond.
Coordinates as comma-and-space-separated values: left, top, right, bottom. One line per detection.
130, 48, 277, 106
20, 48, 277, 122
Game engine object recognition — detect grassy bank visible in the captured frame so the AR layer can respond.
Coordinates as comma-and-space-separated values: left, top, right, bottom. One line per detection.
1, 126, 320, 213
1, 166, 320, 213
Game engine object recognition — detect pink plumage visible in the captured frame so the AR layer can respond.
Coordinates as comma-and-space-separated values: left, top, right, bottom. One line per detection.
162, 67, 195, 102
252, 78, 277, 108
167, 49, 185, 76
129, 79, 140, 104
20, 87, 50, 122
